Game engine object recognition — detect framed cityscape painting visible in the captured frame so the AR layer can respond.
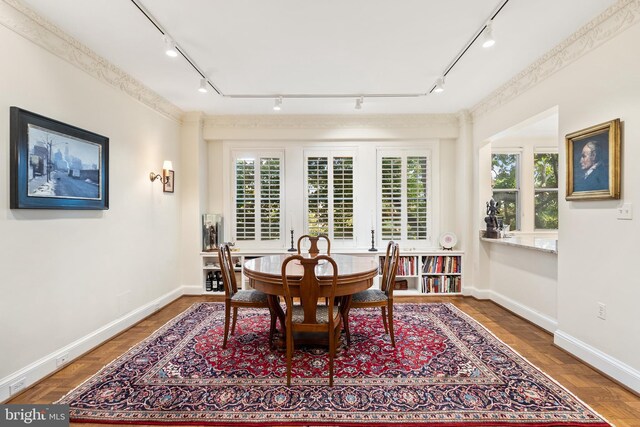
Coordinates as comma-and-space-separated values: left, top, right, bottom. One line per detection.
10, 107, 109, 209
565, 118, 620, 201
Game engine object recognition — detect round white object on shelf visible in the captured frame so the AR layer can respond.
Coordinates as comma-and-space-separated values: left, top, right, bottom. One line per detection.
439, 232, 457, 249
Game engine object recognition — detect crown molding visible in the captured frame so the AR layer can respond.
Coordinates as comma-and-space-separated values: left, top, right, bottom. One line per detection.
0, 0, 183, 122
471, 0, 640, 118
204, 114, 459, 130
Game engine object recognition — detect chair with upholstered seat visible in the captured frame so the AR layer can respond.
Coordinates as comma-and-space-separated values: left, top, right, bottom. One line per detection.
344, 241, 400, 347
297, 234, 331, 257
281, 254, 342, 386
218, 243, 276, 349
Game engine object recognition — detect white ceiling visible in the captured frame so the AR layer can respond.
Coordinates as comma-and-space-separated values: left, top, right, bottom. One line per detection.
21, 0, 617, 115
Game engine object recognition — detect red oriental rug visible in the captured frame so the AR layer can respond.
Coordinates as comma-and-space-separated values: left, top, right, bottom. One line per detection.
57, 303, 610, 426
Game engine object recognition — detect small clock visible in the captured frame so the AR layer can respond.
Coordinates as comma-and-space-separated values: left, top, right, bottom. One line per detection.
439, 232, 457, 250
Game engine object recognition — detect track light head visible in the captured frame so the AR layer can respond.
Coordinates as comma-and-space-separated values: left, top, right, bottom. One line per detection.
433, 77, 445, 93
482, 21, 495, 48
164, 36, 178, 57
355, 96, 363, 110
273, 96, 282, 111
198, 78, 208, 93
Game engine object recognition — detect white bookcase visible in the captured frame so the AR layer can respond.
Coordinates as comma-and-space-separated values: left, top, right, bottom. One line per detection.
200, 250, 463, 296
378, 251, 463, 296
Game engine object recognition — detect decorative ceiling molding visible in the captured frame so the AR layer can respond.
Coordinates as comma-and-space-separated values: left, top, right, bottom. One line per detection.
204, 114, 459, 130
0, 0, 183, 122
471, 0, 640, 118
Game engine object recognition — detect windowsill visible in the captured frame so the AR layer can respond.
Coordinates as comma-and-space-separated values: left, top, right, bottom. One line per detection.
480, 232, 558, 254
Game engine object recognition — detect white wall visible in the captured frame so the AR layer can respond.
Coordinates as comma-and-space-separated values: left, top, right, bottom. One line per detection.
472, 19, 640, 391
0, 22, 182, 400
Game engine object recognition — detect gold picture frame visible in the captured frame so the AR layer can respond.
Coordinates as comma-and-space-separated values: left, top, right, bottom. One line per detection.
565, 119, 620, 200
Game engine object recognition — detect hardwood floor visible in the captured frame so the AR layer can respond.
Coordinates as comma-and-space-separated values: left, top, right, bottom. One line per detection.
8, 295, 640, 426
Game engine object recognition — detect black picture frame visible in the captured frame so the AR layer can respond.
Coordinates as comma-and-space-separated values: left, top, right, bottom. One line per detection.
10, 107, 109, 210
565, 119, 620, 201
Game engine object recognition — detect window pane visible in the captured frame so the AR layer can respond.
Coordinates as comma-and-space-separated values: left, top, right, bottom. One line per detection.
534, 153, 559, 188
492, 191, 518, 231
535, 190, 558, 229
492, 154, 518, 190
235, 160, 255, 240
307, 157, 329, 235
260, 158, 280, 240
381, 157, 402, 240
333, 157, 354, 239
406, 156, 428, 240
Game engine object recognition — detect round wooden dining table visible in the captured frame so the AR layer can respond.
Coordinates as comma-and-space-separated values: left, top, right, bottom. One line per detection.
243, 253, 378, 347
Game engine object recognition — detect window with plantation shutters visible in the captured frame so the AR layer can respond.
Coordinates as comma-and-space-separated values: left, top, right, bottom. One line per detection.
305, 151, 355, 243
233, 152, 283, 246
378, 150, 432, 245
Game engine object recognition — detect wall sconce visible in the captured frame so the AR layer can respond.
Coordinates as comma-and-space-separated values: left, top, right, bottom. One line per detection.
150, 160, 174, 193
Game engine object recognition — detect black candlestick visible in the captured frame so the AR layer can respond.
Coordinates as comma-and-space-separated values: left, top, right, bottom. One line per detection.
287, 229, 296, 252
368, 229, 377, 252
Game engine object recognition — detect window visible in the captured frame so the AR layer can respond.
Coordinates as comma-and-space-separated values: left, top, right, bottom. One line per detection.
378, 150, 431, 244
534, 152, 559, 229
233, 152, 283, 245
305, 152, 354, 242
491, 153, 520, 231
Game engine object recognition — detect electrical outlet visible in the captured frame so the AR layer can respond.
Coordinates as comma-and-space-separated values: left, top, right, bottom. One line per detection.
9, 377, 26, 396
56, 352, 70, 367
597, 302, 606, 320
617, 203, 633, 220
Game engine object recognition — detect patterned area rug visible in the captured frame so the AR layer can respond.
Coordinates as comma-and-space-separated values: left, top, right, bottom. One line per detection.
57, 303, 610, 426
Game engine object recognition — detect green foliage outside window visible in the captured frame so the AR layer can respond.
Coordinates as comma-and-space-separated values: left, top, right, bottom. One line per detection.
534, 153, 559, 229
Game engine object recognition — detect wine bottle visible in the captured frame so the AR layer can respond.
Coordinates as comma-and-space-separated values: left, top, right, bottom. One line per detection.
205, 271, 213, 292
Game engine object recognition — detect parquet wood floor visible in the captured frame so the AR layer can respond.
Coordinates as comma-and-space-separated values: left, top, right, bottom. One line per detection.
7, 295, 640, 426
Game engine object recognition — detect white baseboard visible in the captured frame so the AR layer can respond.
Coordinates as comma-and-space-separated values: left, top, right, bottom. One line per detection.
466, 286, 557, 333
0, 287, 183, 403
181, 285, 206, 295
555, 330, 640, 393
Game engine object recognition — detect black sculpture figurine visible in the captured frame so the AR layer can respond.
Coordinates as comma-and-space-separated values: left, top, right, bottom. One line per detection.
484, 199, 501, 238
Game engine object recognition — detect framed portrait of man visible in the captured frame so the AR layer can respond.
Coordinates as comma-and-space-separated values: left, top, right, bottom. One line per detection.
565, 119, 620, 201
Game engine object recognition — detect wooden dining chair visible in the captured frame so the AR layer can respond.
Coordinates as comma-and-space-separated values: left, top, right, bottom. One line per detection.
281, 254, 342, 386
344, 241, 400, 347
218, 243, 276, 349
297, 234, 331, 257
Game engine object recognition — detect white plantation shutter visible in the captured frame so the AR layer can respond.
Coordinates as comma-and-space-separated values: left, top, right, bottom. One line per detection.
378, 150, 431, 244
305, 151, 355, 243
333, 157, 354, 239
381, 157, 402, 240
307, 157, 329, 235
406, 156, 428, 240
235, 159, 256, 240
260, 158, 281, 240
233, 152, 283, 245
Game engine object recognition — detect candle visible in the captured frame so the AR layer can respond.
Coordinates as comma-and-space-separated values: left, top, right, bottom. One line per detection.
371, 211, 375, 230
289, 216, 293, 231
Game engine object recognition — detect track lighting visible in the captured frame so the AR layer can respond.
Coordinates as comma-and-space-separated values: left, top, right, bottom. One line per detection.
355, 97, 363, 110
482, 21, 495, 48
198, 78, 208, 93
164, 36, 178, 57
433, 77, 445, 93
273, 96, 282, 111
